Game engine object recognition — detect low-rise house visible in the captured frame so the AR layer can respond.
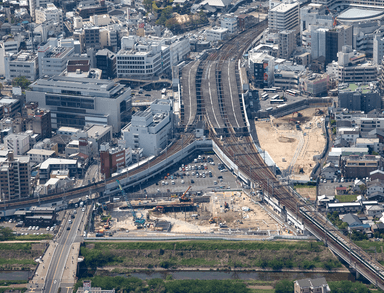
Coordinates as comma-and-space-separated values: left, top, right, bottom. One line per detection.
335, 186, 348, 195
367, 179, 384, 195
365, 204, 384, 217
322, 163, 338, 180
318, 195, 335, 207
294, 277, 330, 293
327, 202, 363, 214
371, 222, 384, 233
342, 213, 370, 232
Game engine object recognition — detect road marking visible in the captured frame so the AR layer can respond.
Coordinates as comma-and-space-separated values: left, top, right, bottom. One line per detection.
48, 221, 73, 293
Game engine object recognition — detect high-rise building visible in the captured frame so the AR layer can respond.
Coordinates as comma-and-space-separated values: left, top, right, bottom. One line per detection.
0, 151, 30, 201
373, 35, 384, 65
268, 2, 299, 33
278, 30, 296, 59
96, 49, 116, 79
35, 4, 63, 30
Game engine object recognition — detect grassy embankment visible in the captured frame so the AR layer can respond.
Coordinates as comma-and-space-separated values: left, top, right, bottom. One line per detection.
0, 243, 43, 270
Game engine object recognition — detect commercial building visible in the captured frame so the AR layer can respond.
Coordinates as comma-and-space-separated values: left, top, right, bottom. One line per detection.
96, 49, 116, 79
4, 133, 30, 155
77, 2, 108, 19
278, 30, 296, 59
122, 99, 173, 157
312, 0, 384, 8
116, 36, 171, 79
302, 73, 329, 96
14, 207, 56, 227
4, 50, 38, 81
325, 25, 353, 65
300, 4, 332, 36
27, 149, 56, 163
338, 83, 381, 113
357, 118, 384, 135
100, 142, 132, 179
327, 46, 378, 83
248, 52, 274, 88
268, 2, 299, 33
39, 158, 78, 183
84, 27, 100, 49
0, 152, 30, 201
26, 76, 132, 133
206, 27, 229, 42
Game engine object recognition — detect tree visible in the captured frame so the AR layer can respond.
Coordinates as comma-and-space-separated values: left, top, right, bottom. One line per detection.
359, 184, 367, 195
275, 279, 294, 293
12, 76, 30, 89
0, 227, 14, 241
143, 0, 152, 11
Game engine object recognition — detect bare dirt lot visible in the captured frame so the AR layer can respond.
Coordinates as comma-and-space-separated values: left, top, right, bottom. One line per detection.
255, 107, 327, 179
104, 191, 290, 235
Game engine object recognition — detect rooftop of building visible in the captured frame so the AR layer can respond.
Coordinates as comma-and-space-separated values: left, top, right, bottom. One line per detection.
40, 158, 77, 169
339, 83, 375, 94
270, 2, 298, 13
207, 27, 228, 32
338, 7, 384, 21
43, 46, 73, 59
27, 149, 56, 155
8, 50, 37, 62
85, 124, 112, 138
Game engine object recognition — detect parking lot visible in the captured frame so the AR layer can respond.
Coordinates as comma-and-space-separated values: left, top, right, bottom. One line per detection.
318, 180, 355, 197
142, 153, 240, 195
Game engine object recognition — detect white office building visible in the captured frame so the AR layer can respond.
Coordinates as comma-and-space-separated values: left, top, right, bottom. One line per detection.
4, 133, 30, 155
29, 0, 54, 20
38, 40, 74, 78
268, 2, 299, 33
221, 15, 238, 33
300, 4, 332, 36
4, 50, 38, 81
122, 99, 173, 157
206, 27, 229, 41
116, 36, 170, 79
26, 77, 132, 133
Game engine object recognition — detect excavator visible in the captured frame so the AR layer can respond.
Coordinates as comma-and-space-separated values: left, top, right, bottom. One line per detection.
152, 206, 165, 213
179, 186, 192, 202
104, 218, 110, 229
116, 180, 145, 226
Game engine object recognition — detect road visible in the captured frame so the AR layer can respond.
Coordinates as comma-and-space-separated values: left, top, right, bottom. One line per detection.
44, 209, 82, 293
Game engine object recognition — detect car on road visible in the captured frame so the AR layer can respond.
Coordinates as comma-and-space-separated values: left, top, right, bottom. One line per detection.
82, 208, 85, 212
67, 226, 70, 230
46, 227, 50, 231
191, 179, 195, 184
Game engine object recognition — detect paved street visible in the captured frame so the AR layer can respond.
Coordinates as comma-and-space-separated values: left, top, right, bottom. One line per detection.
28, 208, 83, 293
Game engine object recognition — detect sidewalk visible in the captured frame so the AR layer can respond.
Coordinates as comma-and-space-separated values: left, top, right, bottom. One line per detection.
61, 242, 80, 286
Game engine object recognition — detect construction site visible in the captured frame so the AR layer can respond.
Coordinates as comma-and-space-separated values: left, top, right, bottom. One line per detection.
255, 107, 327, 181
92, 187, 292, 237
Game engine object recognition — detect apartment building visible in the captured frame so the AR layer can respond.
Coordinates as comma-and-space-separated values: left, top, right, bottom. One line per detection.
4, 50, 38, 81
278, 30, 296, 59
39, 158, 78, 183
221, 15, 238, 33
27, 149, 56, 163
248, 52, 274, 88
0, 151, 30, 201
268, 2, 299, 33
4, 133, 30, 156
338, 83, 381, 113
341, 154, 382, 179
26, 76, 132, 133
35, 4, 63, 30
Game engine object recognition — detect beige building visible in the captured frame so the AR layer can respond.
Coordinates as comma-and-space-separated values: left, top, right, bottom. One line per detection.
0, 151, 30, 201
278, 30, 296, 59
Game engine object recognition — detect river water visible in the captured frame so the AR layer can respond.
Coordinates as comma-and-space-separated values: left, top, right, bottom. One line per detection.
113, 270, 356, 282
0, 271, 32, 281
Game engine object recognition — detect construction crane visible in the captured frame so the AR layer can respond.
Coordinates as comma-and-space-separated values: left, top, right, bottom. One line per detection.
116, 180, 145, 226
326, 6, 337, 27
180, 186, 192, 202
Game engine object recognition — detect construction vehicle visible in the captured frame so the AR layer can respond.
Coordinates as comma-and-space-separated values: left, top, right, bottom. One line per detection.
209, 217, 222, 224
315, 108, 324, 116
179, 186, 192, 202
171, 194, 178, 198
152, 206, 165, 213
326, 6, 338, 27
104, 218, 110, 229
224, 202, 229, 209
116, 180, 145, 226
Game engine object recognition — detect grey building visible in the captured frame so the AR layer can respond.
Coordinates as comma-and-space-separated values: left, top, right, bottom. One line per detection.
26, 76, 131, 133
95, 49, 116, 79
338, 83, 381, 113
